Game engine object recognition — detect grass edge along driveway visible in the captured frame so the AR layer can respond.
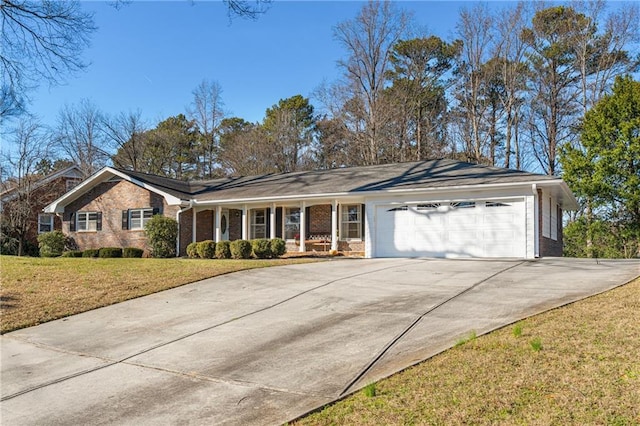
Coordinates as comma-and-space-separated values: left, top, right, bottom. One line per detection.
294, 277, 640, 426
0, 256, 320, 334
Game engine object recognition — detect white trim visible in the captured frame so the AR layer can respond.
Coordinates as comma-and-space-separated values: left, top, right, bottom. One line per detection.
44, 167, 184, 213
331, 200, 338, 251
299, 201, 306, 252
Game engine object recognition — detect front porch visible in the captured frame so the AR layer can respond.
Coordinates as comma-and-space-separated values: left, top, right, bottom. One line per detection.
178, 201, 365, 256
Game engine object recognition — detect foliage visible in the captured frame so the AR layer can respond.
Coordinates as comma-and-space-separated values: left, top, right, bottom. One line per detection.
561, 75, 640, 258
251, 238, 272, 259
563, 217, 637, 259
270, 238, 287, 258
123, 247, 144, 258
197, 240, 216, 259
530, 337, 543, 352
215, 240, 232, 259
186, 242, 199, 258
61, 250, 83, 258
363, 383, 377, 398
37, 230, 66, 257
230, 239, 252, 259
98, 247, 122, 258
144, 215, 178, 258
82, 249, 99, 258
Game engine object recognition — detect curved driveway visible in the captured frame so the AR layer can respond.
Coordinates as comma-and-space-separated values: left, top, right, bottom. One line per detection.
1, 258, 639, 425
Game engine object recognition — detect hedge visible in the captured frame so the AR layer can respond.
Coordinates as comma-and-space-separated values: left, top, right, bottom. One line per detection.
82, 249, 99, 258
230, 239, 252, 259
61, 250, 83, 258
99, 247, 122, 258
251, 239, 272, 259
186, 242, 199, 258
270, 238, 286, 258
123, 247, 144, 258
197, 240, 216, 259
215, 241, 231, 259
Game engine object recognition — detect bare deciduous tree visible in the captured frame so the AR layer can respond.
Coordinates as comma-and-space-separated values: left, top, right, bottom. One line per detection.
334, 0, 410, 165
55, 99, 109, 177
103, 110, 147, 171
0, 117, 50, 255
187, 80, 226, 178
0, 0, 95, 120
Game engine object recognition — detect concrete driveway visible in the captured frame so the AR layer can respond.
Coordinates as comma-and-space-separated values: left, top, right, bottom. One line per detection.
1, 258, 638, 425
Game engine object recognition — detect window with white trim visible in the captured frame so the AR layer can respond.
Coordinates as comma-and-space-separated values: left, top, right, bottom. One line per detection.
450, 201, 476, 209
341, 204, 361, 239
250, 209, 266, 239
284, 207, 300, 240
38, 214, 54, 234
77, 211, 100, 232
129, 208, 154, 230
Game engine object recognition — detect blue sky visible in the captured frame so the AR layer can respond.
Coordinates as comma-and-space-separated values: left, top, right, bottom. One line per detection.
29, 1, 470, 128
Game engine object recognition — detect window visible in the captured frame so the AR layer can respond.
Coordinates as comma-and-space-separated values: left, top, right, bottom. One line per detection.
129, 208, 154, 230
387, 206, 408, 211
450, 201, 476, 209
284, 207, 300, 240
77, 212, 100, 232
38, 214, 54, 234
486, 201, 510, 207
417, 203, 441, 210
341, 204, 361, 239
250, 209, 266, 239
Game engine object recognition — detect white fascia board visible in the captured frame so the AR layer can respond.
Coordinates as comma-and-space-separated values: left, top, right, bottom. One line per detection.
44, 167, 185, 213
189, 180, 565, 207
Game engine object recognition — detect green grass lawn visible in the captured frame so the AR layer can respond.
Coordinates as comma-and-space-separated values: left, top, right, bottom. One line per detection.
295, 277, 640, 425
0, 255, 319, 334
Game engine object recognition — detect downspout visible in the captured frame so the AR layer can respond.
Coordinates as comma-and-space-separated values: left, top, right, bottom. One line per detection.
532, 184, 539, 258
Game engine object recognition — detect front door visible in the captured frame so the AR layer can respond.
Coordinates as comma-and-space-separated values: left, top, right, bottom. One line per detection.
221, 209, 229, 241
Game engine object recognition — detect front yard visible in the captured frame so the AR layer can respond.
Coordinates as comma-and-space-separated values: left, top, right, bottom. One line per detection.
0, 255, 319, 334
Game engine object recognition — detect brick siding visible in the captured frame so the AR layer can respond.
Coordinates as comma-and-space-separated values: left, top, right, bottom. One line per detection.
64, 179, 178, 255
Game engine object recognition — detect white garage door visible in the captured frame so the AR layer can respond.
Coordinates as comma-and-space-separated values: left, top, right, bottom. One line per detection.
375, 199, 526, 258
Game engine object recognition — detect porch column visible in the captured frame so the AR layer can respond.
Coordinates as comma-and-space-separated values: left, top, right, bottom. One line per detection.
192, 207, 197, 243
331, 199, 338, 251
215, 206, 222, 243
299, 201, 306, 252
242, 204, 248, 240
270, 202, 276, 239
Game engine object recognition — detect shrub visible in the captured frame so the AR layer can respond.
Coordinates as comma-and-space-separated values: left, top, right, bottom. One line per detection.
186, 242, 199, 258
144, 215, 178, 258
251, 239, 272, 259
197, 240, 216, 259
99, 247, 122, 258
61, 250, 83, 258
37, 230, 66, 257
123, 247, 144, 258
230, 239, 252, 259
82, 249, 99, 258
270, 238, 286, 258
215, 240, 231, 259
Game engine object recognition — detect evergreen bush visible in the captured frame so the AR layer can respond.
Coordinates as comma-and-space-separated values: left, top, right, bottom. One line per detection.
197, 240, 216, 259
37, 230, 66, 257
270, 238, 286, 258
123, 247, 144, 258
186, 242, 199, 258
215, 240, 231, 259
144, 215, 178, 258
99, 247, 122, 258
230, 239, 252, 259
251, 238, 272, 259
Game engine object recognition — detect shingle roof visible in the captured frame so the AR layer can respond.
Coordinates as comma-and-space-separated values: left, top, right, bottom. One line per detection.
117, 159, 561, 202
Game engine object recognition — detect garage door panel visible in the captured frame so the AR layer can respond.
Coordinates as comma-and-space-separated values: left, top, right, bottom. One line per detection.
375, 199, 526, 258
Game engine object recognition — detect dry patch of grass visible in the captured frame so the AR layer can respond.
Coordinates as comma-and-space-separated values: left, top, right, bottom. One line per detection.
296, 278, 640, 426
0, 256, 319, 334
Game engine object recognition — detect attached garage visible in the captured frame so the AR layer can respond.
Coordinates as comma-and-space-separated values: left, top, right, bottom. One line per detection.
373, 199, 527, 258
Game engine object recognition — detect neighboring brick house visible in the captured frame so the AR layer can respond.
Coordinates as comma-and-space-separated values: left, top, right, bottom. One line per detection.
44, 160, 579, 258
1, 165, 84, 253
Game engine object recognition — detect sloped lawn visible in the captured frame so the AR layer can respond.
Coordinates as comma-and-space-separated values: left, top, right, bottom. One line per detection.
0, 256, 319, 334
295, 277, 640, 425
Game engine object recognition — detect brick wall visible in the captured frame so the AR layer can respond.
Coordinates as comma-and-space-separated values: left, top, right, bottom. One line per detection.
309, 204, 331, 235
64, 179, 178, 255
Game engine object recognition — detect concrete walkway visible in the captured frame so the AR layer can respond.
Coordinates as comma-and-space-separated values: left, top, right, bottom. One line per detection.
1, 258, 638, 425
